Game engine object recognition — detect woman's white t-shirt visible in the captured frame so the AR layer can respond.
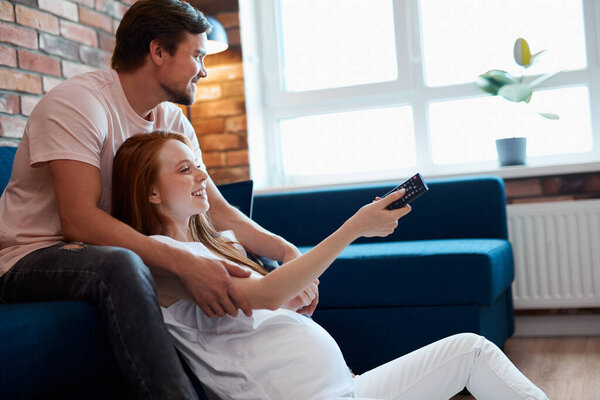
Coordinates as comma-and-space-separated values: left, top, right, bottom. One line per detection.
153, 234, 355, 400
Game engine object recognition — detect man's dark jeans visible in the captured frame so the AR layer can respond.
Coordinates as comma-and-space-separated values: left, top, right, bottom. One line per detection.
0, 243, 199, 400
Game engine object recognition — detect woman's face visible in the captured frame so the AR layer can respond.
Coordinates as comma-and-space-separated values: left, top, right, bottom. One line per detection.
150, 139, 209, 226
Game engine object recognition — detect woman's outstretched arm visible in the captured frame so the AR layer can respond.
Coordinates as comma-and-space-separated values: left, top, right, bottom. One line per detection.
233, 190, 411, 310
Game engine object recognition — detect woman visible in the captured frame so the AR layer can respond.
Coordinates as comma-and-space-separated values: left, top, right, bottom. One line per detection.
112, 131, 549, 400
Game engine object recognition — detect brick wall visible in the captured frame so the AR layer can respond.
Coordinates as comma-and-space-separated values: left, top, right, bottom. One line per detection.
1, 0, 598, 192
0, 0, 248, 184
187, 0, 248, 184
0, 0, 130, 138
505, 172, 600, 204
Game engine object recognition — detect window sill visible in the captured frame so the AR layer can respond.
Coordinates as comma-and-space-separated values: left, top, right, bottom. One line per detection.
255, 158, 600, 194
423, 158, 600, 182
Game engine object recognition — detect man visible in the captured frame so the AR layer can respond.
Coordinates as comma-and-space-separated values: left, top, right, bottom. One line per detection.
0, 0, 316, 399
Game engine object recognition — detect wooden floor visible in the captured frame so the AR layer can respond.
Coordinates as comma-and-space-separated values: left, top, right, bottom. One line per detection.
450, 336, 600, 400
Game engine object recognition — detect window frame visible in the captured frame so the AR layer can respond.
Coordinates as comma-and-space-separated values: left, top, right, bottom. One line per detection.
239, 0, 600, 191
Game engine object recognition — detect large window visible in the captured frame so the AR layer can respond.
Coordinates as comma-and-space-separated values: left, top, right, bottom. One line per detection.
240, 0, 600, 190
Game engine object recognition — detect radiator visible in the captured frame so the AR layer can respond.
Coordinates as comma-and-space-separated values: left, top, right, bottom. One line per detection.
507, 199, 600, 309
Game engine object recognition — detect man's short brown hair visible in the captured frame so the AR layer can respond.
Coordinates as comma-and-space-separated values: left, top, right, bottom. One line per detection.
111, 0, 211, 72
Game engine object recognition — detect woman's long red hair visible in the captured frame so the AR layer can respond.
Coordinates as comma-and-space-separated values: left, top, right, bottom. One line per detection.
112, 131, 267, 275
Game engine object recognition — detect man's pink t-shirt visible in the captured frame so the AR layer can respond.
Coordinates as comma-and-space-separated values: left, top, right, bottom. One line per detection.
0, 69, 202, 276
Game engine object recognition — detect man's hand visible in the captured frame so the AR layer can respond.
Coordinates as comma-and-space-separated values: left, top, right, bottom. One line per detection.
178, 255, 252, 318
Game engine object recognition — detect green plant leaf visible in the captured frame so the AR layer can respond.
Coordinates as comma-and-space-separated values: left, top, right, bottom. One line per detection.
498, 83, 533, 103
475, 75, 501, 95
483, 70, 519, 87
539, 112, 560, 120
514, 38, 531, 66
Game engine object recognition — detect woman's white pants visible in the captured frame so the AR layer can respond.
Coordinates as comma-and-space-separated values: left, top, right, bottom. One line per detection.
348, 333, 548, 400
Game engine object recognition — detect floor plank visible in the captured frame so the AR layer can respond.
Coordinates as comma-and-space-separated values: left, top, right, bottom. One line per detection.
450, 336, 600, 400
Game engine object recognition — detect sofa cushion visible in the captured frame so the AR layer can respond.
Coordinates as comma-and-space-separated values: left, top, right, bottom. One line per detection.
305, 238, 513, 308
0, 301, 128, 400
253, 176, 508, 247
0, 145, 17, 194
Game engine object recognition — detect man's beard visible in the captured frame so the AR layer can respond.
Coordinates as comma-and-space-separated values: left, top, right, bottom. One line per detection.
161, 83, 195, 106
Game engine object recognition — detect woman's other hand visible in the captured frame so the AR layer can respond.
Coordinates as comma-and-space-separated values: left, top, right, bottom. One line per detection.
284, 279, 319, 314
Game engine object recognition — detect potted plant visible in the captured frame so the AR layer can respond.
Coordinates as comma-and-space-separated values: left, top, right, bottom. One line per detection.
475, 38, 560, 166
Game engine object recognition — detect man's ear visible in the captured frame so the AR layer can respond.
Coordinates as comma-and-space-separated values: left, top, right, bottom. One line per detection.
149, 39, 165, 65
149, 187, 162, 205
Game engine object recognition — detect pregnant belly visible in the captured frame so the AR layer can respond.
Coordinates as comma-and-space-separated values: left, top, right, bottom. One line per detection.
212, 309, 355, 399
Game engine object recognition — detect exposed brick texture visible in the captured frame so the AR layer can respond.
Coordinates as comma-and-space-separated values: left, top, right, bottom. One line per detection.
73, 0, 95, 7
17, 49, 61, 76
61, 60, 97, 78
79, 45, 111, 69
10, 0, 36, 6
0, 44, 16, 67
0, 1, 14, 22
79, 6, 112, 33
42, 76, 64, 92
19, 94, 39, 116
224, 115, 246, 133
207, 166, 250, 184
0, 68, 42, 94
226, 150, 249, 166
0, 92, 18, 114
192, 117, 225, 135
221, 80, 244, 98
504, 179, 543, 199
60, 19, 98, 47
0, 0, 124, 138
98, 30, 115, 52
38, 0, 78, 22
503, 172, 600, 204
203, 64, 244, 82
192, 98, 246, 118
195, 84, 222, 101
39, 33, 80, 61
202, 152, 226, 168
199, 133, 245, 152
3, 0, 596, 192
0, 21, 37, 49
0, 114, 27, 138
15, 5, 59, 34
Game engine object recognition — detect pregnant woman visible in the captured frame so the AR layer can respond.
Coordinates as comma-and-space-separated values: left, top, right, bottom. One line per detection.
111, 131, 548, 400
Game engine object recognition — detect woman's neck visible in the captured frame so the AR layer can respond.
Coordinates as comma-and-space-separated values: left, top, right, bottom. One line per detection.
163, 220, 194, 242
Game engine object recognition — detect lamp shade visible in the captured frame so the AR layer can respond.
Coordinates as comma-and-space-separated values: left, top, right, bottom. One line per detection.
206, 16, 228, 54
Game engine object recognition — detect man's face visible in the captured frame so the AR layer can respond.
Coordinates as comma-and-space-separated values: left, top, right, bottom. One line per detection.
158, 32, 208, 105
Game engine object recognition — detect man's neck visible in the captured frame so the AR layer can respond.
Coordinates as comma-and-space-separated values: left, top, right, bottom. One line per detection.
116, 67, 165, 120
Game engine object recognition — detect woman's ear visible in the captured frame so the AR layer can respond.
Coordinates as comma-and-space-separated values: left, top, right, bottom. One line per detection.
149, 187, 162, 205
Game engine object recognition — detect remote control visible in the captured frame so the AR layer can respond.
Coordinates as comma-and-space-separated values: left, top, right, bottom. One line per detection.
382, 173, 429, 210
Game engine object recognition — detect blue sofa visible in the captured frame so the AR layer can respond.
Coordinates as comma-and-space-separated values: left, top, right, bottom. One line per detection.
252, 176, 515, 373
0, 144, 515, 398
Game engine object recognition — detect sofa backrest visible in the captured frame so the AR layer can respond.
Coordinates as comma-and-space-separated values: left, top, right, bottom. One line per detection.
252, 175, 509, 246
0, 146, 17, 194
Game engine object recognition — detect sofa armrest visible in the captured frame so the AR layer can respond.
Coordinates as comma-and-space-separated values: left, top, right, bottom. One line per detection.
253, 175, 508, 246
